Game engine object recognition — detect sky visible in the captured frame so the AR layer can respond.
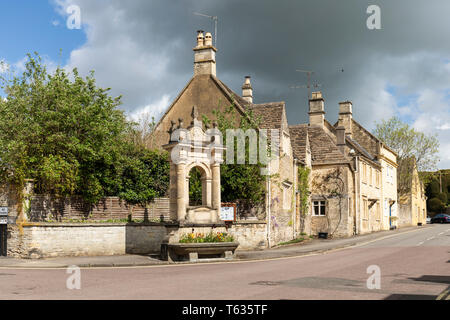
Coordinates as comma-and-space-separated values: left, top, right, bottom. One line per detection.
0, 0, 449, 169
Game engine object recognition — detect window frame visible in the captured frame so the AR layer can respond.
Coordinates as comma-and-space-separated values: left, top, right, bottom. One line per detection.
313, 200, 326, 216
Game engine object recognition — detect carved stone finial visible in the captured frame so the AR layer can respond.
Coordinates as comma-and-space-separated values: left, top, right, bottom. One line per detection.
213, 121, 218, 129
168, 120, 176, 135
178, 118, 184, 129
191, 106, 199, 120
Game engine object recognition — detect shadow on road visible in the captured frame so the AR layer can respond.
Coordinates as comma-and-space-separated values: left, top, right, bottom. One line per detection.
385, 275, 450, 300
407, 275, 450, 285
384, 294, 436, 300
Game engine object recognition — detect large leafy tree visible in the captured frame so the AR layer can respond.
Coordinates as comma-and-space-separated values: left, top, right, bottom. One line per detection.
0, 53, 145, 206
374, 117, 440, 195
200, 104, 267, 207
119, 146, 169, 208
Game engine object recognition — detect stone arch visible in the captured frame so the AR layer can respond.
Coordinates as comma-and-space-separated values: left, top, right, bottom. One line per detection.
186, 163, 212, 207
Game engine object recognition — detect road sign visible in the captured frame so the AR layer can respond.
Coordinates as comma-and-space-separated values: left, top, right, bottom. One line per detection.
0, 217, 7, 225
0, 207, 8, 216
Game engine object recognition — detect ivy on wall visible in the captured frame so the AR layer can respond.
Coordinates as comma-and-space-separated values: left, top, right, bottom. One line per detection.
298, 165, 311, 216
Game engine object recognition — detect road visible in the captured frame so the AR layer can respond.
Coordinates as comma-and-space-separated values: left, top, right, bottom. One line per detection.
0, 224, 449, 300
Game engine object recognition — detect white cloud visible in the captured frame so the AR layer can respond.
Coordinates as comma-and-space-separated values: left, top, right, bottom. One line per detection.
126, 94, 171, 123
437, 123, 450, 130
0, 60, 9, 74
53, 0, 186, 120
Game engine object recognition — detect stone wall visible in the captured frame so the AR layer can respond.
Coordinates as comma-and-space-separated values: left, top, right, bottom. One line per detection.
398, 201, 413, 228
7, 223, 170, 258
229, 221, 267, 249
27, 196, 170, 222
6, 220, 269, 258
310, 165, 354, 238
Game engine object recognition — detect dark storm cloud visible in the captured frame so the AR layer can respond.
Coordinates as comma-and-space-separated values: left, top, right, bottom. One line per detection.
55, 0, 450, 167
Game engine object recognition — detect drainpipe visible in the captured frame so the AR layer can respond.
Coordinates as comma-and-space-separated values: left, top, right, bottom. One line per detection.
266, 162, 271, 248
352, 155, 360, 235
293, 159, 298, 239
356, 156, 361, 235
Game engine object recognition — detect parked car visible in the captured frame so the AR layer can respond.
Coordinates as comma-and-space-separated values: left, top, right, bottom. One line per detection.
426, 216, 431, 224
430, 214, 450, 224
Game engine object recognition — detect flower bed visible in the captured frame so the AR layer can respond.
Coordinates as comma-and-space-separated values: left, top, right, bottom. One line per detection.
179, 232, 234, 243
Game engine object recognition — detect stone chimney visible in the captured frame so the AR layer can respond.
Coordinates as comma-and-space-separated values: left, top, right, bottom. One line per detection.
193, 30, 217, 77
338, 101, 353, 138
309, 91, 325, 127
336, 126, 346, 154
242, 76, 253, 103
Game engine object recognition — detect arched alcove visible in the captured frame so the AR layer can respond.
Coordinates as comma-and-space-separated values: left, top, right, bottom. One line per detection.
188, 165, 211, 207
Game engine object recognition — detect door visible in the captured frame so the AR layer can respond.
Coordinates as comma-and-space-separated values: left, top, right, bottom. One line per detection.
0, 224, 7, 257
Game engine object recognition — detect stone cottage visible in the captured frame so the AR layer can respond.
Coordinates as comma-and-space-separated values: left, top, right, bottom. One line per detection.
290, 93, 399, 237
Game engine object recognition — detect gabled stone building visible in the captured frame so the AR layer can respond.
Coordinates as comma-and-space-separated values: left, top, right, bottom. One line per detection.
152, 30, 400, 243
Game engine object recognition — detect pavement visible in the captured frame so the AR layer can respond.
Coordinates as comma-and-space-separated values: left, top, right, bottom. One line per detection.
0, 224, 433, 269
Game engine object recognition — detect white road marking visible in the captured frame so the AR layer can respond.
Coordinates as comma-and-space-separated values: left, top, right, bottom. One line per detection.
416, 241, 425, 246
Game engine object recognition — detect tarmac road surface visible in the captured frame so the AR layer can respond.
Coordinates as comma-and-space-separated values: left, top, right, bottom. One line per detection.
0, 224, 449, 300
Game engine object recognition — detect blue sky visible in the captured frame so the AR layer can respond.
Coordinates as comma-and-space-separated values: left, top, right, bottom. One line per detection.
0, 1, 84, 66
0, 0, 449, 169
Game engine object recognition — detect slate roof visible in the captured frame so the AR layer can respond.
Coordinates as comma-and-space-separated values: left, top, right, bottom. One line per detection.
289, 124, 350, 165
288, 124, 308, 163
212, 77, 286, 132
250, 102, 285, 130
346, 136, 378, 163
333, 118, 398, 157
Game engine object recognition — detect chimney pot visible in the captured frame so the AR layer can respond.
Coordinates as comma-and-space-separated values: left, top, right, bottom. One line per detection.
204, 32, 213, 46
196, 30, 205, 47
242, 76, 253, 103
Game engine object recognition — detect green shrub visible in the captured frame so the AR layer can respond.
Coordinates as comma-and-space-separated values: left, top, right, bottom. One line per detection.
428, 197, 446, 213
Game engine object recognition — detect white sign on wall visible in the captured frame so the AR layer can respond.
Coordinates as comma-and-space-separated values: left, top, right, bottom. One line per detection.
0, 207, 8, 216
220, 205, 236, 221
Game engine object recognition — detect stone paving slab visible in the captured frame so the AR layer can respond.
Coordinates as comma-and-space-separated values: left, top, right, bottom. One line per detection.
0, 225, 429, 268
